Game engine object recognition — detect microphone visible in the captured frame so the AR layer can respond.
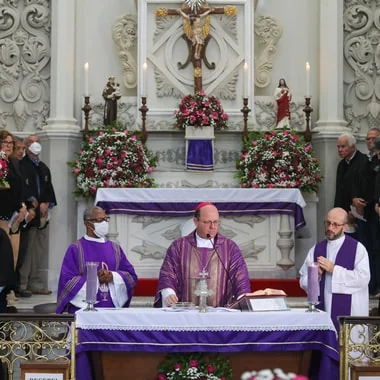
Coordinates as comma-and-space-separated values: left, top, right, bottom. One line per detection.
206, 233, 240, 309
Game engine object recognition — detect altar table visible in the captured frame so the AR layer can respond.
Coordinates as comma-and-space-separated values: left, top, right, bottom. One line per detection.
75, 307, 339, 380
94, 188, 306, 229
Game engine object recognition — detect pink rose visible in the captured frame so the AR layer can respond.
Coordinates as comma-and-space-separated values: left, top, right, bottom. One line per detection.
189, 360, 198, 368
222, 113, 228, 120
207, 364, 215, 374
157, 373, 166, 380
305, 145, 311, 152
131, 135, 137, 140
73, 168, 80, 175
104, 148, 111, 155
99, 131, 104, 136
148, 167, 153, 173
174, 363, 181, 371
124, 129, 129, 135
89, 137, 94, 143
242, 183, 247, 188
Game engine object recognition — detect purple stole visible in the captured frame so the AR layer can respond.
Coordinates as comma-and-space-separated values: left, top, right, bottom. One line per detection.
314, 235, 357, 332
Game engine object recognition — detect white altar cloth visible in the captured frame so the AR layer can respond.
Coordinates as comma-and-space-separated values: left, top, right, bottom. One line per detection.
95, 188, 306, 208
76, 307, 336, 334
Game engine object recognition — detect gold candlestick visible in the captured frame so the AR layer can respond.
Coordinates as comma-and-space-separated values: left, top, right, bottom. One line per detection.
82, 96, 92, 141
139, 96, 149, 143
303, 97, 313, 143
241, 97, 251, 139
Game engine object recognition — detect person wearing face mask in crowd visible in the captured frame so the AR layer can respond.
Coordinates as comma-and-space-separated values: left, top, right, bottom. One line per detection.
18, 134, 57, 297
56, 206, 138, 314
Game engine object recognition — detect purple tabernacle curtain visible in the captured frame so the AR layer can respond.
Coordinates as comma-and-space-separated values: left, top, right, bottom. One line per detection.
186, 139, 214, 171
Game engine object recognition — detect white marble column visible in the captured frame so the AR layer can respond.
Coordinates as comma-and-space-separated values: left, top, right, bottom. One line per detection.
40, 0, 82, 291
314, 0, 348, 132
312, 0, 349, 240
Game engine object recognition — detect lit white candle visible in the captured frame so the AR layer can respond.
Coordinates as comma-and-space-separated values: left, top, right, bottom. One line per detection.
306, 62, 310, 97
84, 62, 89, 96
243, 61, 248, 98
142, 62, 148, 97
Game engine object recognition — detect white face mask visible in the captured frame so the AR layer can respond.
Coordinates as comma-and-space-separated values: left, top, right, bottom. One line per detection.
29, 142, 41, 155
92, 220, 109, 238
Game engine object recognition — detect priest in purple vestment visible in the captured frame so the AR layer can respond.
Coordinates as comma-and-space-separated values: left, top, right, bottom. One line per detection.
56, 206, 137, 314
299, 207, 370, 332
154, 202, 251, 308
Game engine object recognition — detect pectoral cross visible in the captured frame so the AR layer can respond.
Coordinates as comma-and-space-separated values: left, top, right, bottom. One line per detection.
195, 268, 214, 313
155, 3, 237, 93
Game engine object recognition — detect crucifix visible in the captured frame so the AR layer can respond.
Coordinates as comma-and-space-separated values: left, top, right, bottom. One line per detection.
195, 268, 214, 312
155, 3, 237, 94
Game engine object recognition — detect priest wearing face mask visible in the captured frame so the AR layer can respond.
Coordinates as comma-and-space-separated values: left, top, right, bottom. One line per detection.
17, 135, 57, 296
56, 206, 138, 313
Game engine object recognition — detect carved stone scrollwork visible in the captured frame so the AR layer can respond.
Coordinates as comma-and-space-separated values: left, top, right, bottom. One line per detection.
343, 0, 380, 132
254, 15, 283, 88
112, 13, 137, 89
0, 1, 51, 131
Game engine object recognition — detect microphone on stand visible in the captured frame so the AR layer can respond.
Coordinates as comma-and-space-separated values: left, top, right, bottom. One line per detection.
206, 233, 241, 310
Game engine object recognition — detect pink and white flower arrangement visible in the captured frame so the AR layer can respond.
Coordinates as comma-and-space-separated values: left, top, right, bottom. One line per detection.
241, 369, 308, 380
157, 353, 232, 380
0, 150, 9, 188
174, 91, 229, 130
236, 128, 322, 193
69, 123, 157, 197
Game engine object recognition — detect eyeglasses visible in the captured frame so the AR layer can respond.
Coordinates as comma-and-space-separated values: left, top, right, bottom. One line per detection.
88, 216, 110, 223
2, 141, 14, 146
199, 220, 220, 226
324, 220, 345, 228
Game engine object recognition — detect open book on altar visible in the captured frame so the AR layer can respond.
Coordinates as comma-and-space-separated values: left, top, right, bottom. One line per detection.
228, 288, 289, 312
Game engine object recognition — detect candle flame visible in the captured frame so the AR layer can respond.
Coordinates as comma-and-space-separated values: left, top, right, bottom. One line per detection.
143, 62, 148, 71
84, 62, 89, 71
306, 62, 310, 71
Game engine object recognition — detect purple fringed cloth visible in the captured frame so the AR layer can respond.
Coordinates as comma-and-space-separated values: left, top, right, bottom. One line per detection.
94, 188, 307, 230
186, 139, 214, 171
314, 235, 357, 332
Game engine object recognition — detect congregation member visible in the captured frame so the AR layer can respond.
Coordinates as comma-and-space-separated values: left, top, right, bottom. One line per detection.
363, 129, 380, 297
154, 202, 250, 308
299, 207, 370, 332
56, 206, 138, 313
11, 136, 36, 298
18, 135, 56, 296
0, 131, 28, 304
334, 132, 369, 220
0, 228, 16, 312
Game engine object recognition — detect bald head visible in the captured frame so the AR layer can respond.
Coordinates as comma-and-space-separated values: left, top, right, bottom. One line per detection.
324, 207, 348, 240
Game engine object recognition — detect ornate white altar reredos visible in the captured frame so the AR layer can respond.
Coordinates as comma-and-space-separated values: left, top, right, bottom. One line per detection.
74, 188, 319, 280
137, 0, 254, 131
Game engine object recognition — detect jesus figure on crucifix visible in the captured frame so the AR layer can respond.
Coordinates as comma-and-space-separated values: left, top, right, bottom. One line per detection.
155, 2, 237, 93
176, 7, 213, 60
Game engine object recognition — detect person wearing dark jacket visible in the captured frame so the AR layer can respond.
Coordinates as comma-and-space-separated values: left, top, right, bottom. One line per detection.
18, 135, 57, 296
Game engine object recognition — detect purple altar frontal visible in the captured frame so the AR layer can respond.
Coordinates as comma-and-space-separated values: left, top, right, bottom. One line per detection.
75, 308, 339, 380
95, 188, 306, 230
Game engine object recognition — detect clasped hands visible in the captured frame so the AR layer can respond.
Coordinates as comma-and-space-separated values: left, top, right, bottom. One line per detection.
98, 269, 113, 284
317, 256, 334, 276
